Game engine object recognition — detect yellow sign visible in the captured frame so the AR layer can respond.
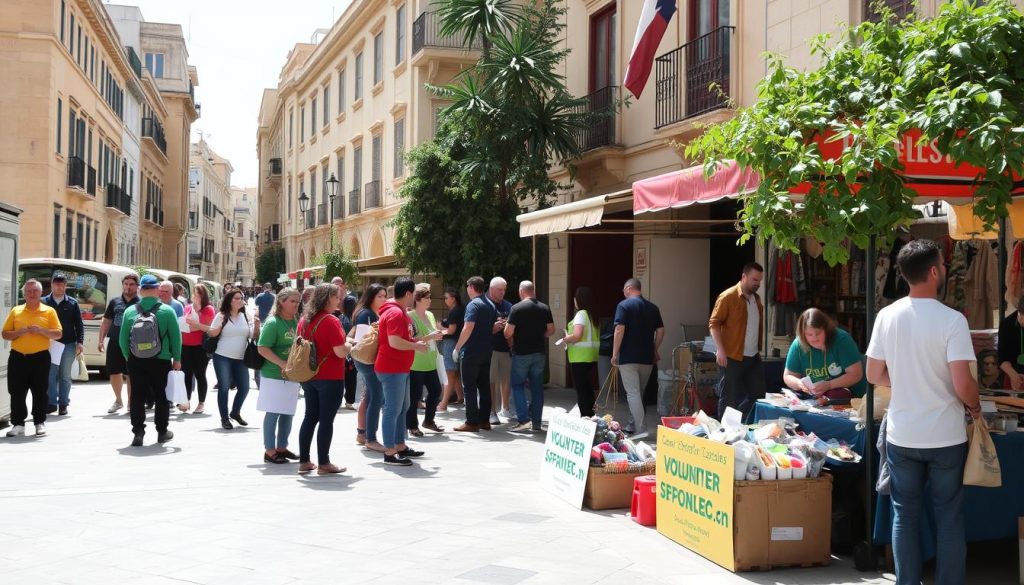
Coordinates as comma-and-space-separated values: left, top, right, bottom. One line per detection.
656, 426, 736, 571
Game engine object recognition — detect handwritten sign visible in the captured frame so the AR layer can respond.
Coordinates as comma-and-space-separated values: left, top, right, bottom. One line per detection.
539, 412, 597, 508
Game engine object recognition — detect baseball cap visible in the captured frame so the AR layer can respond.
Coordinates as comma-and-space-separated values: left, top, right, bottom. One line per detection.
51, 273, 68, 283
139, 274, 160, 289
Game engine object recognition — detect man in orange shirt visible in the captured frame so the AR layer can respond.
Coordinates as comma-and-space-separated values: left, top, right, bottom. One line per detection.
3, 279, 63, 437
709, 262, 765, 420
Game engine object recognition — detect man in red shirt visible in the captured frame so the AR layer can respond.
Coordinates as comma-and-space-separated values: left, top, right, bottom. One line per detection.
375, 277, 430, 466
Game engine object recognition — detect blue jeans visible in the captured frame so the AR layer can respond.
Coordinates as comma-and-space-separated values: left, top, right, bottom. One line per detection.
212, 353, 250, 421
263, 412, 293, 450
887, 441, 968, 585
378, 372, 410, 449
511, 353, 545, 425
355, 361, 384, 443
298, 379, 343, 465
47, 342, 76, 408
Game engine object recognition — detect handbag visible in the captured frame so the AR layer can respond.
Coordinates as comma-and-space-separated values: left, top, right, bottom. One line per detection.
72, 352, 89, 382
244, 339, 265, 370
351, 322, 380, 365
963, 417, 1002, 487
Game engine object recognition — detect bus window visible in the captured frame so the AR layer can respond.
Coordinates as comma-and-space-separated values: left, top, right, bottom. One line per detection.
18, 266, 108, 320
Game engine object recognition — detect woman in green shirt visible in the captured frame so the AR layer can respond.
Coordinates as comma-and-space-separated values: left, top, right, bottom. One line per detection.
408, 283, 445, 436
783, 308, 867, 399
256, 288, 301, 464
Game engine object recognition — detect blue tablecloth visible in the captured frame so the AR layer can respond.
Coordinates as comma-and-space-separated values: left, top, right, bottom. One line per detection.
752, 402, 1024, 549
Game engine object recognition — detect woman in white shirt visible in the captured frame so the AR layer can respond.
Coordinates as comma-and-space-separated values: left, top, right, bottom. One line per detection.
207, 290, 260, 430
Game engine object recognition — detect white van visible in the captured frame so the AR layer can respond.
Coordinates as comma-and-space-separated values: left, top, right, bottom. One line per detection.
18, 259, 140, 374
0, 203, 23, 426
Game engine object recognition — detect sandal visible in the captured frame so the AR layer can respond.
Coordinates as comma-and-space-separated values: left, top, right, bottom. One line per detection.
409, 428, 424, 438
297, 462, 316, 474
317, 464, 347, 475
364, 441, 386, 453
264, 452, 287, 464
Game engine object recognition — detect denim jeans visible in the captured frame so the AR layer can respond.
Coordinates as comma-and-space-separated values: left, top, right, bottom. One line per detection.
378, 372, 410, 449
460, 353, 491, 426
212, 353, 250, 421
298, 379, 343, 465
887, 441, 968, 585
47, 341, 76, 408
355, 361, 384, 443
263, 412, 293, 450
511, 353, 546, 425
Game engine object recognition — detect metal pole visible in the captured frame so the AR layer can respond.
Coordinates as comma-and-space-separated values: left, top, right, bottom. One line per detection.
861, 234, 877, 567
999, 216, 1008, 315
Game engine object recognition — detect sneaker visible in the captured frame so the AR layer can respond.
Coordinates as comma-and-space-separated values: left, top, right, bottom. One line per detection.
47, 405, 59, 414
221, 419, 234, 430
131, 433, 144, 447
497, 408, 512, 420
511, 422, 533, 433
58, 407, 68, 416
384, 453, 413, 466
489, 413, 501, 426
107, 400, 123, 414
157, 430, 174, 443
35, 423, 46, 436
6, 425, 25, 437
229, 413, 248, 427
398, 447, 424, 458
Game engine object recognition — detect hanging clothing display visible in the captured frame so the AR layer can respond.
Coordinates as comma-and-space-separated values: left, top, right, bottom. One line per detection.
1006, 241, 1024, 309
943, 241, 968, 313
882, 238, 910, 301
964, 240, 998, 329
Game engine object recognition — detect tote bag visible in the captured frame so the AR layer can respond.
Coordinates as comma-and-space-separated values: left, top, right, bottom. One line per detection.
963, 418, 1001, 487
166, 370, 188, 405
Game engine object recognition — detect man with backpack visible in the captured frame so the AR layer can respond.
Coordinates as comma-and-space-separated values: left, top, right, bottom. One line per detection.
118, 274, 182, 447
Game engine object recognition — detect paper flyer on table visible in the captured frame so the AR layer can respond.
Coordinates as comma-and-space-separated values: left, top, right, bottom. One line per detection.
355, 324, 371, 343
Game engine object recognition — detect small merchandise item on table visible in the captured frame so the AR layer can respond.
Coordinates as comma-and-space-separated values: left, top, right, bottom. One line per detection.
583, 415, 657, 510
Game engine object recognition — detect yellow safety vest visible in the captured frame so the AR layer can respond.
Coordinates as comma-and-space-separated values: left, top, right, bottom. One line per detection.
566, 310, 598, 363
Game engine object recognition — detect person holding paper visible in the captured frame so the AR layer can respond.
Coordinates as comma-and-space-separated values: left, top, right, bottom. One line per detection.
782, 308, 866, 400
437, 287, 465, 410
43, 273, 84, 416
559, 286, 599, 418
181, 284, 215, 413
3, 279, 62, 437
407, 283, 445, 435
208, 290, 260, 430
117, 275, 181, 447
256, 288, 301, 464
350, 283, 387, 451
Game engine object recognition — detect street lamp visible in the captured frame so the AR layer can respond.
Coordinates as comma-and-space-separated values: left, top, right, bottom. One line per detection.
326, 173, 339, 250
298, 191, 309, 229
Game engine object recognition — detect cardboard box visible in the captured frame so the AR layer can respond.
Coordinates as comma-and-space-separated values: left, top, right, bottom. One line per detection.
732, 475, 833, 571
583, 468, 650, 510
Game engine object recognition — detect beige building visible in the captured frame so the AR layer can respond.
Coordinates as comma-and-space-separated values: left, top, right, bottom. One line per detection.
0, 1, 196, 269
256, 1, 480, 280
231, 187, 258, 286
188, 140, 235, 283
528, 0, 1024, 385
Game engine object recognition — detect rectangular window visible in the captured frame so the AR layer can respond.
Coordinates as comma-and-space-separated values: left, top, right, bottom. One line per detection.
75, 215, 84, 260
56, 98, 63, 154
338, 69, 345, 112
354, 53, 363, 100
393, 118, 405, 178
69, 13, 75, 57
300, 105, 305, 141
310, 169, 317, 210
353, 146, 363, 187
288, 109, 294, 148
65, 211, 73, 258
373, 32, 384, 85
60, 1, 65, 44
337, 154, 345, 197
396, 5, 406, 66
311, 96, 317, 132
372, 135, 382, 181
52, 206, 61, 257
89, 43, 94, 83
93, 223, 98, 261
87, 127, 93, 167
83, 218, 91, 260
68, 109, 77, 157
590, 5, 616, 92
323, 85, 329, 124
144, 52, 165, 78
322, 160, 329, 200
77, 25, 82, 66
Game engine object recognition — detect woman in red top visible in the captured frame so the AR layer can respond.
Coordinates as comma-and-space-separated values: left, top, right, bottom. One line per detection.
297, 283, 354, 475
181, 283, 216, 413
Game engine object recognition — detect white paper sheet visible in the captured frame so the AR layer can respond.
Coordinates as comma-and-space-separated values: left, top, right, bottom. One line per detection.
178, 316, 191, 333
354, 323, 371, 343
435, 353, 448, 387
49, 340, 65, 365
256, 378, 301, 415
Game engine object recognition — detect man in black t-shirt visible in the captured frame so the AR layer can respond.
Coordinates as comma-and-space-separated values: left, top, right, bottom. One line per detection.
98, 273, 140, 414
504, 281, 554, 432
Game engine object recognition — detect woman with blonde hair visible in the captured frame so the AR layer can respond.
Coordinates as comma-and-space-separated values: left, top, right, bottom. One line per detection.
256, 288, 301, 464
782, 308, 866, 399
407, 283, 445, 435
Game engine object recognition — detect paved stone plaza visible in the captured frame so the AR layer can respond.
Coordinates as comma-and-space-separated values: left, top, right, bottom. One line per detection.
0, 371, 1013, 584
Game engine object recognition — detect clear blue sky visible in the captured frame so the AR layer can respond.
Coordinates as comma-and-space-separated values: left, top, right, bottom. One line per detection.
115, 0, 351, 187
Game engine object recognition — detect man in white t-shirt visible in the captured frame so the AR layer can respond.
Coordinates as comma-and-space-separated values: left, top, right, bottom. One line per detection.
866, 238, 981, 585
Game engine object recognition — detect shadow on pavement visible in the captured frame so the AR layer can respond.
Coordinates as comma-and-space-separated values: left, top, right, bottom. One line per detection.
296, 475, 364, 491
116, 445, 183, 456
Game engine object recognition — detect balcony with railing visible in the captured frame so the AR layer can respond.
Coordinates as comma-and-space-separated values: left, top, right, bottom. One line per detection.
412, 12, 482, 65
126, 46, 142, 79
364, 181, 381, 209
105, 184, 131, 216
574, 86, 619, 152
349, 188, 361, 215
304, 209, 315, 229
332, 195, 344, 219
268, 158, 282, 175
142, 117, 167, 154
66, 156, 97, 197
317, 203, 328, 226
654, 26, 735, 129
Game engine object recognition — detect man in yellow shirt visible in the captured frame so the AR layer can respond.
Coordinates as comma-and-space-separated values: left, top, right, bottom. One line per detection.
2, 279, 63, 437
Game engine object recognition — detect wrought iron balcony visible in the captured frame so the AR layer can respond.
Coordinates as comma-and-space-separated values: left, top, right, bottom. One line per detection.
268, 158, 282, 176
67, 156, 86, 190
105, 184, 131, 216
349, 188, 361, 215
654, 26, 735, 129
575, 86, 619, 152
86, 165, 96, 196
332, 195, 344, 219
317, 203, 328, 226
364, 180, 381, 209
126, 46, 142, 78
412, 12, 482, 54
304, 209, 315, 229
142, 117, 167, 154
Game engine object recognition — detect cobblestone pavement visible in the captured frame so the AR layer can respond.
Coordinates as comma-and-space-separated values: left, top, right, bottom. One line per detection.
0, 369, 1009, 584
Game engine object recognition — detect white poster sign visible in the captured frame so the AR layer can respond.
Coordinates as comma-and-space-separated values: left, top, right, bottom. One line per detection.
539, 412, 597, 509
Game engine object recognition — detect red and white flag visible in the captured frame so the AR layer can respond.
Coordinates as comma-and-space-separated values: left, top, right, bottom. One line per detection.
623, 0, 677, 99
